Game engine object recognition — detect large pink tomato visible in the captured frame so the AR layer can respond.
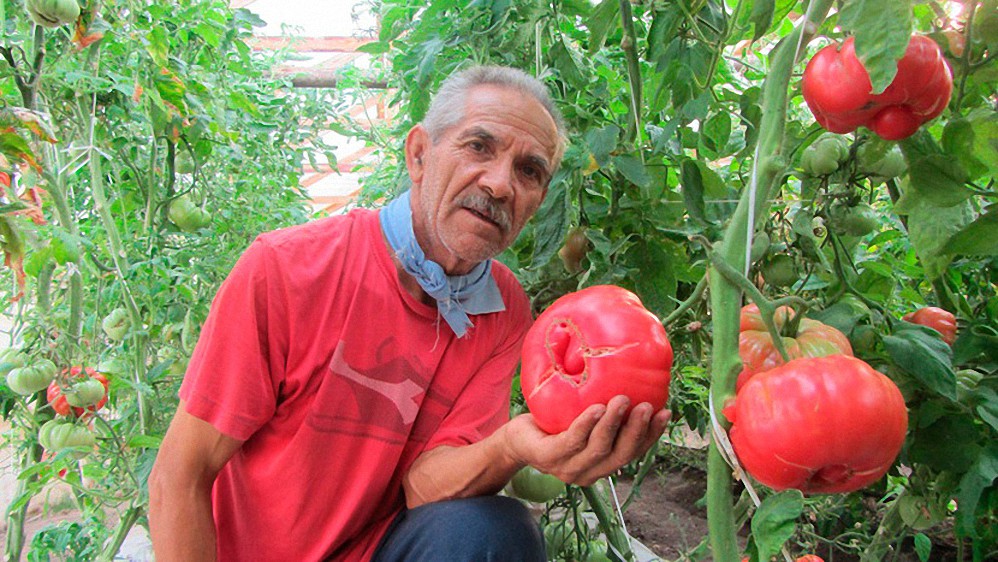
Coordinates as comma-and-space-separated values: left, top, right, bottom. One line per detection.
520, 285, 673, 434
724, 355, 908, 494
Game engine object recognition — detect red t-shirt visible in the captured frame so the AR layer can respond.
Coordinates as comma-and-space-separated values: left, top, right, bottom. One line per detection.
179, 209, 532, 561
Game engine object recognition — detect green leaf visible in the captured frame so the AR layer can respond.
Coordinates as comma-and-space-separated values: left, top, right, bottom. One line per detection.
941, 209, 998, 256
899, 194, 973, 280
903, 154, 972, 207
748, 0, 776, 41
954, 444, 998, 536
680, 159, 708, 225
883, 323, 957, 400
550, 39, 586, 89
910, 413, 984, 473
585, 125, 620, 166
586, 0, 621, 55
612, 154, 650, 188
629, 241, 679, 317
913, 533, 932, 562
751, 490, 804, 561
839, 0, 915, 93
529, 178, 569, 268
700, 112, 731, 157
146, 27, 171, 67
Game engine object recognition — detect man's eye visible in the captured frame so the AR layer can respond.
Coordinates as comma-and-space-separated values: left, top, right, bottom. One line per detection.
468, 141, 486, 152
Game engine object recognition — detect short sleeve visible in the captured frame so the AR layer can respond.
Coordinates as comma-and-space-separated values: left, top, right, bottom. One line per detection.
180, 238, 288, 441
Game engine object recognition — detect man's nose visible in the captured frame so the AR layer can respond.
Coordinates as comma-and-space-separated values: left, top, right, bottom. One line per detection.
479, 160, 515, 200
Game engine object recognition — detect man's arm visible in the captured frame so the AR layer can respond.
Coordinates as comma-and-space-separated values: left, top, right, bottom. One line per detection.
148, 401, 244, 562
403, 396, 670, 508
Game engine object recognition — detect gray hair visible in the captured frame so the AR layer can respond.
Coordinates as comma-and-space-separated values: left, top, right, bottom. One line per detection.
422, 65, 567, 166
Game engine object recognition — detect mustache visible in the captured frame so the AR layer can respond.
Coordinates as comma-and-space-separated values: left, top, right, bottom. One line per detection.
458, 192, 512, 232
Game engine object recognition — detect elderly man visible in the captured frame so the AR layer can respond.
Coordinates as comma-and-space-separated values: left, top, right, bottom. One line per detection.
148, 65, 670, 562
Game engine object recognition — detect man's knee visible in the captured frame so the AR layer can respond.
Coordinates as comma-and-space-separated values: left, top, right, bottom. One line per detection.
373, 496, 545, 562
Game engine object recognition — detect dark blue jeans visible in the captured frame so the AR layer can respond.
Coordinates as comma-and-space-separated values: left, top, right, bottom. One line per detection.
372, 496, 545, 562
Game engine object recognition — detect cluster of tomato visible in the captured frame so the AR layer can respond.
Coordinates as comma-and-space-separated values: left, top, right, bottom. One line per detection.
4, 353, 109, 459
724, 304, 909, 494
724, 303, 958, 498
802, 34, 953, 141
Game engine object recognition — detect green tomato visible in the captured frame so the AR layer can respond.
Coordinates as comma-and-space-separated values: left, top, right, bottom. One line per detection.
175, 151, 196, 175
168, 196, 212, 232
830, 203, 880, 237
6, 359, 58, 395
849, 324, 878, 355
750, 231, 771, 263
102, 308, 131, 341
38, 419, 95, 459
25, 0, 80, 27
857, 139, 907, 180
0, 348, 28, 377
801, 133, 849, 176
62, 378, 107, 408
509, 466, 566, 503
761, 254, 797, 288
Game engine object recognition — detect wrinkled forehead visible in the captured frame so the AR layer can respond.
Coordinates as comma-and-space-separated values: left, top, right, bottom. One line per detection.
457, 85, 561, 160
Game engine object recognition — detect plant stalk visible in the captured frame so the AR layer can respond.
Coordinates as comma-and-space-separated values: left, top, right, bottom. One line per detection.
705, 3, 834, 560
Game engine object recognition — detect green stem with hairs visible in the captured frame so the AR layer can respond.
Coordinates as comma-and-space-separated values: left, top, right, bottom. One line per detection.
617, 0, 643, 148
705, 3, 834, 560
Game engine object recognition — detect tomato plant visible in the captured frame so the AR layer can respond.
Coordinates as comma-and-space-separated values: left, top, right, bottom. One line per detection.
724, 355, 907, 494
47, 367, 109, 418
902, 306, 957, 345
520, 285, 673, 434
802, 35, 953, 140
737, 304, 853, 390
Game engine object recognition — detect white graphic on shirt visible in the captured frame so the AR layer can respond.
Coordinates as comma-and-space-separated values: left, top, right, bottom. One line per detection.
330, 341, 422, 425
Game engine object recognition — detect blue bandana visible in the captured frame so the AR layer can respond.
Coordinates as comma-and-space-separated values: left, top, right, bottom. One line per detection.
379, 190, 505, 337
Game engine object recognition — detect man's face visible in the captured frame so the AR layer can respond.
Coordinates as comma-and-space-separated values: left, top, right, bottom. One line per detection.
406, 85, 560, 275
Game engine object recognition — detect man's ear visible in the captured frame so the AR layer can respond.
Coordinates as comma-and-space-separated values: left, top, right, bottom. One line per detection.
404, 125, 430, 185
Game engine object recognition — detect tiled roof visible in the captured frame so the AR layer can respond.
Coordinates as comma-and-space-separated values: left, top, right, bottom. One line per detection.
234, 0, 383, 215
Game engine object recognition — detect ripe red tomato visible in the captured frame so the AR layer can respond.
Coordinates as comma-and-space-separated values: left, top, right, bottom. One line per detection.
47, 366, 110, 417
724, 355, 907, 494
737, 304, 853, 390
520, 285, 673, 434
902, 306, 957, 345
802, 35, 952, 140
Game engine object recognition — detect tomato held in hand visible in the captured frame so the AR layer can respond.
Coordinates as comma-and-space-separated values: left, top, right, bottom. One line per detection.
724, 355, 907, 494
48, 366, 110, 417
737, 304, 853, 390
802, 35, 952, 140
903, 306, 957, 345
520, 285, 673, 434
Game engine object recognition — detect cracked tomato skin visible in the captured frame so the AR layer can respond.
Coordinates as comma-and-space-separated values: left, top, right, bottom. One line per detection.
738, 304, 853, 391
724, 355, 908, 495
520, 285, 673, 434
903, 306, 957, 346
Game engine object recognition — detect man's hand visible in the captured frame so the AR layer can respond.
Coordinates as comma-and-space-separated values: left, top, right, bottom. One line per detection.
501, 395, 670, 486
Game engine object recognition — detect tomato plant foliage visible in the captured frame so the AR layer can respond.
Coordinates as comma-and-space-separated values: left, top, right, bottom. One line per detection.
1, 0, 336, 558
351, 0, 997, 559
2, 0, 994, 560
